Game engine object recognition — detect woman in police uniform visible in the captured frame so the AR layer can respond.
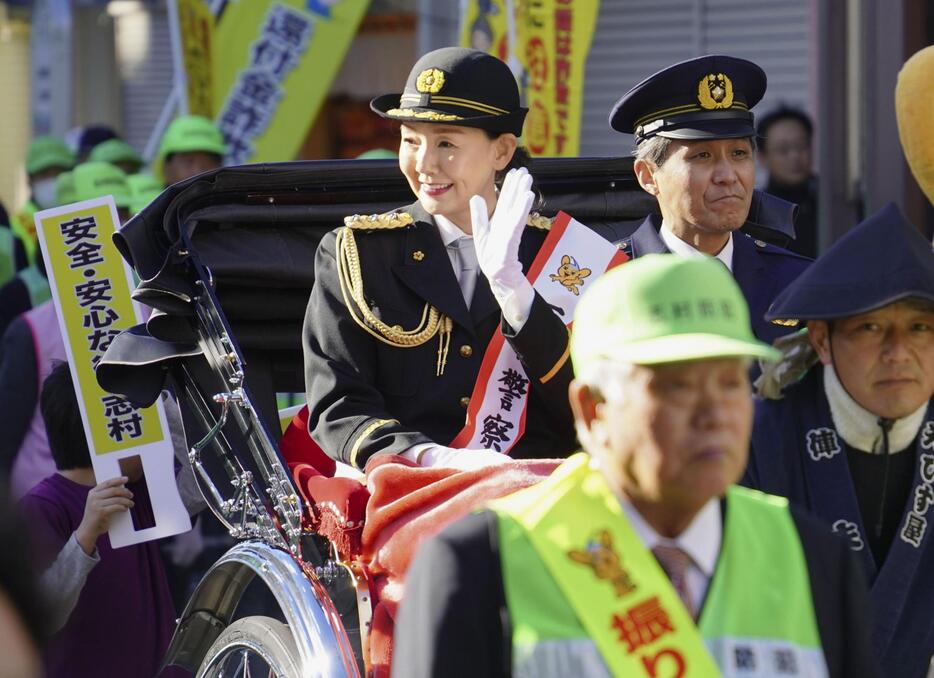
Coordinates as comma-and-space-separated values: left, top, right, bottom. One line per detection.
302, 47, 575, 471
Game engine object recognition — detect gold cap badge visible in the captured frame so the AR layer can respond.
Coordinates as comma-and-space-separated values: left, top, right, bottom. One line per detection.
697, 73, 734, 110
416, 68, 446, 94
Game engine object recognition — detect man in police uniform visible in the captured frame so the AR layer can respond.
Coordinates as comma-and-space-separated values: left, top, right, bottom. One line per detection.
745, 203, 934, 677
394, 255, 876, 678
608, 55, 811, 345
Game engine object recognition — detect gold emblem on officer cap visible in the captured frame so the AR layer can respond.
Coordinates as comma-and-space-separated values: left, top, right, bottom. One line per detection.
416, 68, 446, 94
697, 73, 735, 110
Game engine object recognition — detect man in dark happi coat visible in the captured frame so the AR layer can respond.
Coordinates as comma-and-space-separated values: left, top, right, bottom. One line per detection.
745, 203, 934, 677
605, 55, 811, 345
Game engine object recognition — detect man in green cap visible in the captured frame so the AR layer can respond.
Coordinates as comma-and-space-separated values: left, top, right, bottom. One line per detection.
154, 115, 226, 187
10, 136, 76, 272
393, 255, 876, 678
0, 161, 132, 497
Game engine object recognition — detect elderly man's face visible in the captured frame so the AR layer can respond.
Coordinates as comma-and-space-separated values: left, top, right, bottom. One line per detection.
573, 358, 752, 516
809, 300, 934, 419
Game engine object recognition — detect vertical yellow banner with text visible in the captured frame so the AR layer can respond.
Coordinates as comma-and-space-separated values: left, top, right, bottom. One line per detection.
459, 0, 599, 157
459, 0, 511, 62
35, 198, 191, 547
516, 0, 599, 157
178, 0, 215, 118
40, 201, 163, 454
213, 0, 370, 165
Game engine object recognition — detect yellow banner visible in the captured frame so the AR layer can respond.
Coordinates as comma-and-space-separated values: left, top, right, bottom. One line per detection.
461, 0, 600, 157
458, 0, 510, 61
213, 0, 370, 164
37, 199, 163, 455
516, 0, 599, 156
177, 0, 215, 118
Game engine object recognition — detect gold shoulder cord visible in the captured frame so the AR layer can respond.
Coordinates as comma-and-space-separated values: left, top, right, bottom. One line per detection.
527, 212, 554, 230
335, 212, 454, 376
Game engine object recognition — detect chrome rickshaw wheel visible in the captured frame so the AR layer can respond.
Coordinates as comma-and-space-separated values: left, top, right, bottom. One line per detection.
197, 616, 302, 678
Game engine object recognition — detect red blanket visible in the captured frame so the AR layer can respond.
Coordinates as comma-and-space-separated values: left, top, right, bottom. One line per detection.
280, 407, 560, 676
361, 456, 560, 677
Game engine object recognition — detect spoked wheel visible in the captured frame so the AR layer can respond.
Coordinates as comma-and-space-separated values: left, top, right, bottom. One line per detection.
198, 616, 302, 678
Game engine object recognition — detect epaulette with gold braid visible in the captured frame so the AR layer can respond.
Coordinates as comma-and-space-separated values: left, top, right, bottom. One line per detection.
343, 211, 414, 230
526, 212, 554, 230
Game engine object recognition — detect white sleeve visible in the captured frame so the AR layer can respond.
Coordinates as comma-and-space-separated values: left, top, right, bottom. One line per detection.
39, 533, 100, 633
491, 279, 535, 332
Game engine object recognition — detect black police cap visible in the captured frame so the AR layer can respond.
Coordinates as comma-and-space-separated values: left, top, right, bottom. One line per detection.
371, 47, 527, 136
767, 202, 934, 326
609, 54, 766, 142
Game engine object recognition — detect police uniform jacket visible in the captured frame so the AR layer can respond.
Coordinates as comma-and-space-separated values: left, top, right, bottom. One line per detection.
303, 202, 576, 469
613, 214, 811, 345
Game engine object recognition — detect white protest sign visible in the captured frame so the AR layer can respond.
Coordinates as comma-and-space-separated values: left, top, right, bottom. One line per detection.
35, 197, 191, 548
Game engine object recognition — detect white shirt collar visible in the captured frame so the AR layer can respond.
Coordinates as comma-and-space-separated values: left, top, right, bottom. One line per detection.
659, 221, 734, 272
433, 213, 471, 247
621, 495, 722, 578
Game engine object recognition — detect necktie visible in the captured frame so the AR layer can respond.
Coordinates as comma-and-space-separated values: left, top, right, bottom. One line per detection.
448, 236, 479, 306
652, 544, 696, 619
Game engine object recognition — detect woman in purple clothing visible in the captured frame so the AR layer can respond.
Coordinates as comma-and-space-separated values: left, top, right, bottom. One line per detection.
18, 363, 197, 678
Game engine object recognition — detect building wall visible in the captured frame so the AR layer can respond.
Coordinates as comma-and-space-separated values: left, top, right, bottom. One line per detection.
0, 13, 32, 216
580, 0, 813, 156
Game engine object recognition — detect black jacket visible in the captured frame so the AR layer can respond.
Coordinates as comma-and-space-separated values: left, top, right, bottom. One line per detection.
303, 202, 576, 469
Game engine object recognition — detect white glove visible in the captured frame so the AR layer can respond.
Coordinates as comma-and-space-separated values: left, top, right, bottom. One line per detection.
471, 168, 536, 329
407, 444, 511, 470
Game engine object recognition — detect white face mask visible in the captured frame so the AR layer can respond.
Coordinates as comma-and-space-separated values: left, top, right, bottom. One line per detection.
32, 177, 58, 209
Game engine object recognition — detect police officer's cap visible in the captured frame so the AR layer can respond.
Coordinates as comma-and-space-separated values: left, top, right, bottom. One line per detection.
371, 47, 527, 136
609, 54, 766, 142
767, 203, 934, 326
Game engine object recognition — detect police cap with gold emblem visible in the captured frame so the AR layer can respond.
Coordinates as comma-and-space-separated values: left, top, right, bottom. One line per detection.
370, 47, 526, 136
609, 54, 766, 142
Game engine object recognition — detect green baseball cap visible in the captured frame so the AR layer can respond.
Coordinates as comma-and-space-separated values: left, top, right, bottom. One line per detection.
127, 173, 163, 215
571, 254, 781, 371
54, 171, 76, 206
26, 136, 76, 175
89, 139, 144, 169
72, 162, 131, 209
154, 115, 226, 181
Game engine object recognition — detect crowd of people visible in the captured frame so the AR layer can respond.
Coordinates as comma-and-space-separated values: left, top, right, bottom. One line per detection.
0, 43, 931, 678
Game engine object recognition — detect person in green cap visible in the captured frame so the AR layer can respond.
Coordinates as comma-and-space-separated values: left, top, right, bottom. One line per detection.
89, 138, 145, 175
10, 136, 76, 272
127, 173, 164, 216
0, 161, 132, 498
393, 255, 877, 678
155, 115, 226, 187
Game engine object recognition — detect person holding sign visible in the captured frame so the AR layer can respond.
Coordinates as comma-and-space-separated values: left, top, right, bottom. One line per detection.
745, 203, 934, 678
393, 255, 877, 678
304, 47, 581, 470
18, 364, 187, 678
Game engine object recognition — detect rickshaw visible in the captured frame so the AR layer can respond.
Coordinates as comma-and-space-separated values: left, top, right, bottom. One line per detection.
96, 157, 795, 677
